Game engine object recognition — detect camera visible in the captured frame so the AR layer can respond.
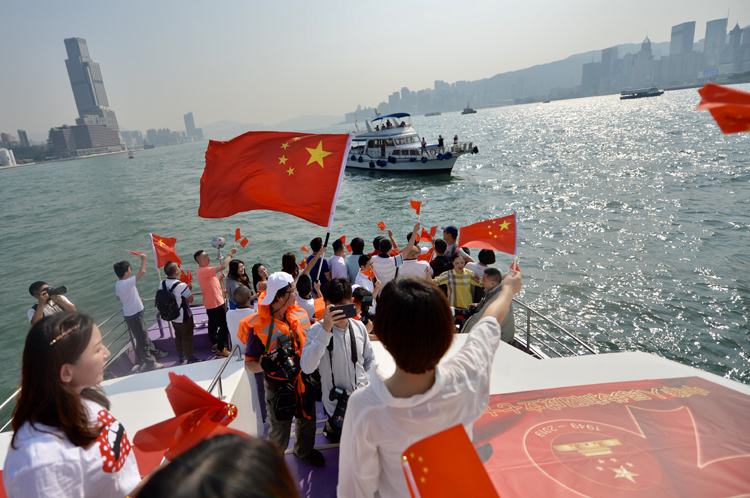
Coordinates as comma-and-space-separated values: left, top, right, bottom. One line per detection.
453, 306, 476, 318
46, 286, 67, 297
261, 335, 300, 379
360, 295, 373, 325
325, 387, 351, 442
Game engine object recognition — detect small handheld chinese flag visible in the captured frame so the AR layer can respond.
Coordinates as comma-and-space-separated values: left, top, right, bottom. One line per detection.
235, 228, 241, 242
338, 235, 346, 244
240, 237, 249, 248
510, 260, 520, 272
429, 226, 438, 237
301, 246, 310, 253
417, 247, 434, 262
696, 83, 750, 134
150, 234, 182, 269
457, 213, 517, 255
410, 200, 422, 215
346, 243, 353, 252
128, 250, 142, 256
378, 221, 387, 231
420, 228, 433, 242
362, 268, 376, 279
402, 424, 499, 498
180, 270, 193, 284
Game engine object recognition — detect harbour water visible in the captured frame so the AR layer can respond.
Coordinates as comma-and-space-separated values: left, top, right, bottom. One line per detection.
1, 86, 748, 408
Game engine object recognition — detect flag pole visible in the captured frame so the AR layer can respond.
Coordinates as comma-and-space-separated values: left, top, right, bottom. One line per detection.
315, 232, 330, 281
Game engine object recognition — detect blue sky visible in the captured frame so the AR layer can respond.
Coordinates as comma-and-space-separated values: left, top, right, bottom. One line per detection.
1, 0, 747, 135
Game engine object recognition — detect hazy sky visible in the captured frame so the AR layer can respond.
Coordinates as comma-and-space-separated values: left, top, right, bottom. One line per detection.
2, 0, 747, 135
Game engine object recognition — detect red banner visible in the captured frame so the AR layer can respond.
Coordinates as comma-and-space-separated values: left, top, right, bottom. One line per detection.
696, 83, 750, 134
473, 377, 750, 497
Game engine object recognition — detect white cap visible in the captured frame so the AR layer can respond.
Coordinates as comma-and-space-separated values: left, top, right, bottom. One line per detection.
260, 272, 294, 306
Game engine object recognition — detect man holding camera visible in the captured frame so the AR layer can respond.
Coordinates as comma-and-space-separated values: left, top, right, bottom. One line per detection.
27, 281, 77, 325
300, 278, 375, 443
242, 272, 324, 467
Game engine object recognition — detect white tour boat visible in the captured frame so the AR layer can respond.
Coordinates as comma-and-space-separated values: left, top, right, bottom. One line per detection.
347, 113, 478, 173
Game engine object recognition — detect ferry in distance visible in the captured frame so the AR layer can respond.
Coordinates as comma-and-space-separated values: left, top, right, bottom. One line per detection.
425, 111, 441, 117
347, 113, 478, 173
620, 87, 665, 100
462, 102, 478, 114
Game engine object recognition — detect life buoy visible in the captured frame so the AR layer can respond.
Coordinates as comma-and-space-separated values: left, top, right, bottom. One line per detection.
369, 161, 375, 168
377, 160, 386, 167
421, 157, 427, 163
350, 155, 356, 161
429, 149, 437, 156
437, 153, 443, 160
444, 152, 452, 159
358, 156, 363, 163
409, 157, 417, 162
388, 156, 396, 164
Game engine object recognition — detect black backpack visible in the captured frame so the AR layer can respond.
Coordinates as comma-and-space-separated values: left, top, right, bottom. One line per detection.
155, 281, 182, 321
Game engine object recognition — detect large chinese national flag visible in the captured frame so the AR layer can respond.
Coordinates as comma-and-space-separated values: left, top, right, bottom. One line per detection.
150, 233, 181, 269
696, 83, 750, 134
458, 213, 516, 255
199, 132, 353, 228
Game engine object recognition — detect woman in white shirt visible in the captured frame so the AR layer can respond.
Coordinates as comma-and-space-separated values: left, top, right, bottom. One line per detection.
337, 272, 522, 497
4, 312, 141, 498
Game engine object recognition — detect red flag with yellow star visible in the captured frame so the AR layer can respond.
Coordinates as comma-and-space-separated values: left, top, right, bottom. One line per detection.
696, 83, 750, 134
150, 233, 181, 269
402, 424, 499, 498
457, 213, 517, 255
199, 132, 353, 228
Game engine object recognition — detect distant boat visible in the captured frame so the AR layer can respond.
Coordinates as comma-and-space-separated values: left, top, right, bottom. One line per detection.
542, 100, 551, 104
620, 87, 664, 100
461, 102, 477, 115
128, 151, 135, 159
425, 111, 441, 117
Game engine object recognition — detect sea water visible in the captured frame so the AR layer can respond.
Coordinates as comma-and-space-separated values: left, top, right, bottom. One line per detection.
1, 85, 748, 409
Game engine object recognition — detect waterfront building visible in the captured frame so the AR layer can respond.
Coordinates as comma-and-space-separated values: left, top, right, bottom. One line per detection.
0, 148, 17, 167
184, 112, 196, 137
705, 18, 728, 70
47, 124, 121, 157
64, 37, 120, 131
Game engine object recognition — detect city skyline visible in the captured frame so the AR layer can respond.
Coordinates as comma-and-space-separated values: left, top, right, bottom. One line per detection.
1, 0, 747, 136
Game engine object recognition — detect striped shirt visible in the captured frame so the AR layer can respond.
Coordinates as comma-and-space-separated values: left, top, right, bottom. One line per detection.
434, 269, 482, 309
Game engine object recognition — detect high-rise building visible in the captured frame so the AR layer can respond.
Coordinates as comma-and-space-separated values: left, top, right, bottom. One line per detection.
670, 22, 696, 56
17, 130, 30, 148
184, 112, 196, 137
64, 37, 120, 131
705, 18, 728, 53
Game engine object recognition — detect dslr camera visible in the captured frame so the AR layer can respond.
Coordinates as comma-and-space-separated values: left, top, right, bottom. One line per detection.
46, 286, 68, 297
324, 386, 351, 443
261, 335, 300, 379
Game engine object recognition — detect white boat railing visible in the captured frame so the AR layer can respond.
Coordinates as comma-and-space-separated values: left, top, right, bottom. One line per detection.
510, 298, 598, 358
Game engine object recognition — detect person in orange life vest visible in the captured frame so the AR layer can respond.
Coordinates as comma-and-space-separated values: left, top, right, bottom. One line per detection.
240, 272, 324, 467
194, 246, 236, 357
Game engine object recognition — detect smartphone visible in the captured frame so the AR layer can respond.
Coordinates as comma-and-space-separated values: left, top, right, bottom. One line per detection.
330, 303, 357, 319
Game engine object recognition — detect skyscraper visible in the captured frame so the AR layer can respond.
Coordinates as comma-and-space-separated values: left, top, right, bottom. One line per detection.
64, 37, 120, 130
17, 130, 30, 148
704, 18, 728, 54
184, 112, 196, 137
670, 22, 696, 56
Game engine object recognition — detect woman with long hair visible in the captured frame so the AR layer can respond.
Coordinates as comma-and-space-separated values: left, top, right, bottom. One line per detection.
280, 247, 327, 284
226, 259, 256, 310
251, 263, 269, 294
337, 272, 522, 497
4, 312, 141, 497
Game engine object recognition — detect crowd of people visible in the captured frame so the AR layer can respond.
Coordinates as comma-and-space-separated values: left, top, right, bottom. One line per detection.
9, 221, 521, 497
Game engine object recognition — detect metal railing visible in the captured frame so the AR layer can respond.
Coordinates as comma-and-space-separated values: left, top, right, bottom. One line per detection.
207, 345, 244, 400
510, 298, 598, 358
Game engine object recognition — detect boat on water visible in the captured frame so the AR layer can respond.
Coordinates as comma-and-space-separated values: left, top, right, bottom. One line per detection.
1, 294, 748, 497
620, 87, 665, 100
425, 111, 441, 117
462, 102, 477, 114
128, 151, 135, 159
347, 113, 478, 173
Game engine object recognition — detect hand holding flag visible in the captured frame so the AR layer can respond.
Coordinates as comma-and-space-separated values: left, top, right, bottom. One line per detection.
128, 250, 143, 256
